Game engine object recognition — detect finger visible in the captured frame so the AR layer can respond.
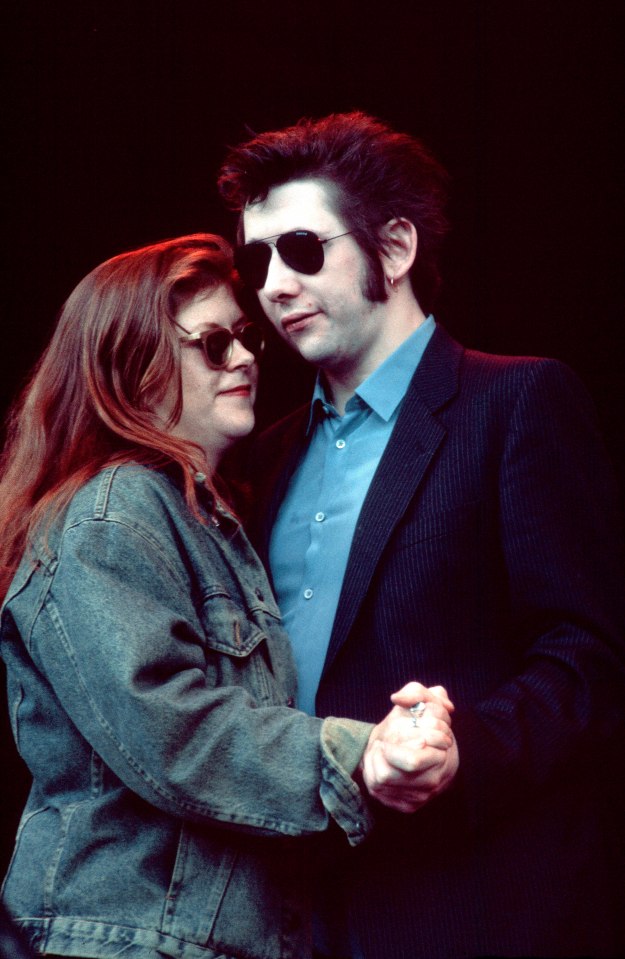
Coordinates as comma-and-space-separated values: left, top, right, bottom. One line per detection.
390, 682, 454, 712
428, 685, 454, 710
404, 707, 452, 736
371, 790, 430, 813
371, 766, 443, 805
365, 741, 460, 812
412, 710, 453, 736
388, 703, 453, 742
382, 741, 447, 775
389, 681, 433, 704
416, 703, 453, 725
364, 747, 455, 810
365, 739, 434, 789
384, 717, 452, 750
418, 727, 453, 750
366, 786, 427, 813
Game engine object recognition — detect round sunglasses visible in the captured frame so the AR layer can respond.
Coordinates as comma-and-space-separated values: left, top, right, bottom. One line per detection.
174, 320, 265, 369
234, 230, 352, 289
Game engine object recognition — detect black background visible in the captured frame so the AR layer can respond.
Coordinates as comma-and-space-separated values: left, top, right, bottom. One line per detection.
1, 0, 624, 880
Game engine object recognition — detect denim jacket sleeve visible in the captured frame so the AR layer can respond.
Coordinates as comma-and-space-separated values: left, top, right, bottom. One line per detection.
17, 474, 374, 846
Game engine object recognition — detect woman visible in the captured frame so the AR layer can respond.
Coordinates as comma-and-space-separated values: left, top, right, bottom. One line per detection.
0, 234, 452, 959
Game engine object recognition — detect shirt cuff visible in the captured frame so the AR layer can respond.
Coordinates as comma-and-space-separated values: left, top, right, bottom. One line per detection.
319, 717, 376, 846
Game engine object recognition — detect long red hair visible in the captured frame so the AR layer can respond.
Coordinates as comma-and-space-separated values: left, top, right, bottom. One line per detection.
0, 233, 241, 599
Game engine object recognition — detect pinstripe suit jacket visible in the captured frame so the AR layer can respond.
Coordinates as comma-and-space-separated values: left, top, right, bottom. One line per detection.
251, 324, 625, 958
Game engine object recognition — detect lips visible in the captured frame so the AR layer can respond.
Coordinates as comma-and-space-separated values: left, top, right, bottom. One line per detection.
218, 383, 253, 398
281, 311, 317, 334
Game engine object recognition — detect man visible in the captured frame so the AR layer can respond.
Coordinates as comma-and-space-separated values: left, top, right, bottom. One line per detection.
218, 112, 625, 958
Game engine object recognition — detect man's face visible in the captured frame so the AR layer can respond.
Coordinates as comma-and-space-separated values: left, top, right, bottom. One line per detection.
242, 178, 393, 387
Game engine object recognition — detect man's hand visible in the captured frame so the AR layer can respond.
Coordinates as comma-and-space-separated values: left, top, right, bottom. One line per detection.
361, 682, 460, 813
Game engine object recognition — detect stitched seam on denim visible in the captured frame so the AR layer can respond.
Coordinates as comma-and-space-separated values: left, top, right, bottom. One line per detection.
0, 805, 45, 898
92, 465, 118, 518
42, 802, 80, 917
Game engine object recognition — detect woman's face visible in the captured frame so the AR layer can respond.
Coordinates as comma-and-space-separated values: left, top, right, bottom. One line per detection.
162, 284, 259, 468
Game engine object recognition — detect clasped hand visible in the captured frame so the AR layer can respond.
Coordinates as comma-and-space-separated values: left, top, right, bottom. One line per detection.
361, 682, 459, 813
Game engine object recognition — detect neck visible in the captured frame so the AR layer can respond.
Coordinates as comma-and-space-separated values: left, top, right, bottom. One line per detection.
325, 292, 428, 415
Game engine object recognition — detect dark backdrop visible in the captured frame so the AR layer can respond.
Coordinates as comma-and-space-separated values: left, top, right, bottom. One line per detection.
1, 0, 624, 880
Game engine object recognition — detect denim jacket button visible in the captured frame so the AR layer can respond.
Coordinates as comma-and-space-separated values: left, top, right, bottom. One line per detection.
255, 587, 264, 601
286, 697, 295, 707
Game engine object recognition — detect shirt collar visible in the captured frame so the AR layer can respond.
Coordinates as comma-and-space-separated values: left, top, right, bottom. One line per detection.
306, 315, 436, 432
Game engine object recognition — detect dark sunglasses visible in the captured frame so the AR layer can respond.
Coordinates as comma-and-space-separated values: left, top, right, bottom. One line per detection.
234, 230, 352, 289
174, 320, 265, 369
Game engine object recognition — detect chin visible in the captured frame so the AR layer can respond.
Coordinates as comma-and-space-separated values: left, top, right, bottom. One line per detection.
226, 417, 256, 442
296, 338, 334, 365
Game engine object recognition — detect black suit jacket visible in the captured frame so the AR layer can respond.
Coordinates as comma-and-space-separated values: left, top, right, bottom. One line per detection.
251, 325, 625, 958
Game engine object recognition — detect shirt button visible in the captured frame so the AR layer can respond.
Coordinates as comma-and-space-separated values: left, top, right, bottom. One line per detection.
303, 588, 313, 600
336, 439, 346, 449
315, 512, 325, 522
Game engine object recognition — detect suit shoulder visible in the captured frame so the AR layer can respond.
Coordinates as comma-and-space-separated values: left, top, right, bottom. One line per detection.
461, 345, 565, 374
452, 348, 604, 454
459, 347, 585, 396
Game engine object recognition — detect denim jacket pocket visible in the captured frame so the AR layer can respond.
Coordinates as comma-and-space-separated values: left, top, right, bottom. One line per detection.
159, 823, 238, 948
199, 585, 287, 707
161, 823, 308, 959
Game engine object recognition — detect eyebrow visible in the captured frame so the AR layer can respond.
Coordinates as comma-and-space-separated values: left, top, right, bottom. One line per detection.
199, 315, 248, 332
178, 314, 248, 337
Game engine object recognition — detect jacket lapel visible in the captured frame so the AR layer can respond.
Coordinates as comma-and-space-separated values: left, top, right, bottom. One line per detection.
323, 325, 463, 673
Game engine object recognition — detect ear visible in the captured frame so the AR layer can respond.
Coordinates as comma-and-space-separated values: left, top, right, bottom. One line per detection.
379, 217, 417, 283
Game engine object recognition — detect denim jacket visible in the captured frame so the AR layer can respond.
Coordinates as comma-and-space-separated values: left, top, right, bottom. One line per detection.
0, 465, 374, 959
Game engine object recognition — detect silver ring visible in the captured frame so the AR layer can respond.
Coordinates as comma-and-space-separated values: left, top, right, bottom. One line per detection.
409, 702, 427, 727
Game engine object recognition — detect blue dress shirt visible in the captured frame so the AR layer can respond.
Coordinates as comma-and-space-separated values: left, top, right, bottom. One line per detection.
269, 316, 435, 715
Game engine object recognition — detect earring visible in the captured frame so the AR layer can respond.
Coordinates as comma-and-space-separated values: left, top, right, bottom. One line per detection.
388, 275, 395, 288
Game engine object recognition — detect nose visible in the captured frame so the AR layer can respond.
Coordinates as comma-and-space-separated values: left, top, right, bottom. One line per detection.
260, 246, 302, 301
227, 336, 256, 370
